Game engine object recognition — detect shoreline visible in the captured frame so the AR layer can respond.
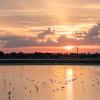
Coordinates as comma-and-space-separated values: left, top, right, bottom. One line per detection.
0, 59, 100, 65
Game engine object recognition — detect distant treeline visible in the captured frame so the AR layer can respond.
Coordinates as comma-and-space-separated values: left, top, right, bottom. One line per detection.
0, 52, 100, 59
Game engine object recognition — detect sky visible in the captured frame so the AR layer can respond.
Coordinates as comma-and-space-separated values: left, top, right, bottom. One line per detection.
0, 0, 100, 53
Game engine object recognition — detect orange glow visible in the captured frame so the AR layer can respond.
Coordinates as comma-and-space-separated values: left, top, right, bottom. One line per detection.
64, 46, 74, 51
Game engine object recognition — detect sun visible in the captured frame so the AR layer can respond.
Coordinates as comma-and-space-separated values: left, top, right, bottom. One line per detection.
64, 46, 74, 51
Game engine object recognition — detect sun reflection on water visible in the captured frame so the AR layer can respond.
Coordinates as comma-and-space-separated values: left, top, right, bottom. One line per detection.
66, 68, 74, 100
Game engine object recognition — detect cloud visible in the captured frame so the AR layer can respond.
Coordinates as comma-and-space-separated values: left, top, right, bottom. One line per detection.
0, 0, 100, 28
0, 33, 57, 48
0, 34, 39, 48
38, 28, 55, 39
0, 24, 100, 48
0, 0, 100, 10
57, 35, 83, 46
84, 23, 100, 44
87, 23, 100, 37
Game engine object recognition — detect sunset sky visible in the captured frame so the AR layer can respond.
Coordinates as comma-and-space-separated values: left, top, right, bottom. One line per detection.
0, 0, 100, 53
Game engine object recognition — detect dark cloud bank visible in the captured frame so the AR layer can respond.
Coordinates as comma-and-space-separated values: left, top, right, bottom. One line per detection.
0, 23, 100, 48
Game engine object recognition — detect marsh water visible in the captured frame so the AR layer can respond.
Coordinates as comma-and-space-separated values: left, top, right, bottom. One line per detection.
0, 65, 100, 100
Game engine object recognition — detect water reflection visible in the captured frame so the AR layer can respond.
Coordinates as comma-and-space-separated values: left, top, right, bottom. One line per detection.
66, 68, 73, 100
0, 65, 100, 100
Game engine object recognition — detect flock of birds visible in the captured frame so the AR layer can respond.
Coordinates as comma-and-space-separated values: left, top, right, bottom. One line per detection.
0, 66, 100, 100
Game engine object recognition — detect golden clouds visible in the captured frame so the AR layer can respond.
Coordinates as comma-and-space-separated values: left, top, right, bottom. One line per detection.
0, 0, 100, 53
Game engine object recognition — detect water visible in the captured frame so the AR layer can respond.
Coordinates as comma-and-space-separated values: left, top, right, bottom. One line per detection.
0, 65, 100, 100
